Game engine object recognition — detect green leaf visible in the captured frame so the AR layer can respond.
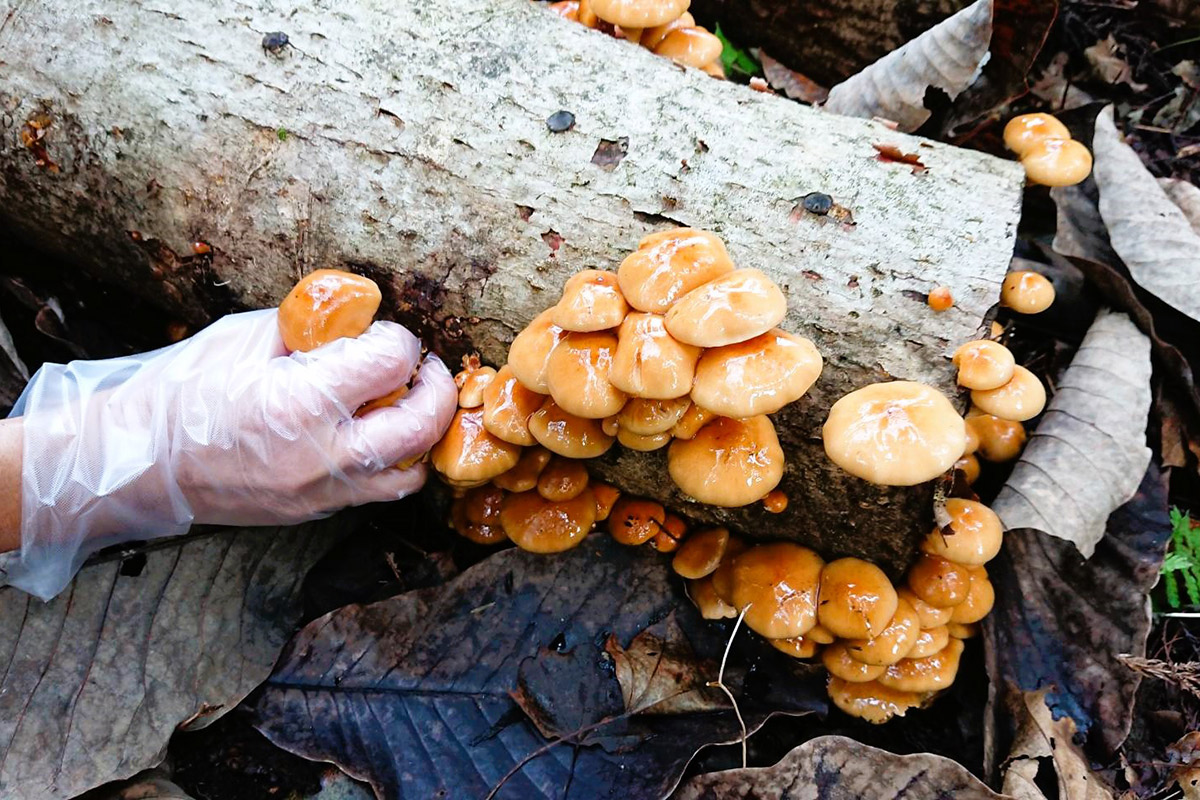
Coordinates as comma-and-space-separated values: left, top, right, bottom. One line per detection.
715, 24, 760, 78
1183, 566, 1200, 607
277, 128, 289, 141
1165, 570, 1181, 609
1162, 551, 1194, 572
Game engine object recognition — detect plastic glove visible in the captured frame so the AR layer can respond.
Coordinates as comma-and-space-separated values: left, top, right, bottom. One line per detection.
8, 308, 457, 601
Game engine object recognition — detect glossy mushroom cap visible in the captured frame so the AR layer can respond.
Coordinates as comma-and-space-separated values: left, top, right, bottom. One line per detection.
609, 313, 701, 399
641, 11, 693, 49
492, 446, 552, 492
921, 499, 1003, 566
500, 488, 597, 554
689, 575, 738, 620
970, 365, 1046, 422
950, 568, 995, 624
709, 536, 748, 604
827, 677, 923, 724
844, 597, 920, 666
529, 399, 616, 458
546, 331, 627, 418
592, 482, 622, 522
552, 270, 630, 332
906, 625, 951, 659
278, 269, 382, 352
589, 0, 690, 28
617, 396, 691, 435
672, 403, 714, 440
822, 642, 886, 682
762, 490, 788, 513
967, 411, 1027, 462
1003, 113, 1071, 156
668, 416, 784, 507
955, 454, 981, 484
664, 269, 787, 347
947, 622, 979, 639
653, 26, 723, 69
617, 428, 672, 451
952, 340, 1016, 391
806, 624, 836, 645
770, 636, 820, 659
482, 365, 546, 446
1021, 138, 1093, 187
822, 381, 967, 486
653, 514, 688, 552
927, 286, 953, 312
672, 527, 730, 579
817, 558, 899, 640
1000, 271, 1056, 314
608, 496, 666, 545
508, 309, 567, 393
906, 555, 972, 608
617, 228, 734, 313
537, 456, 591, 502
431, 409, 523, 488
457, 366, 497, 409
878, 638, 965, 693
451, 485, 508, 545
896, 587, 953, 629
691, 329, 823, 418
729, 543, 824, 639
547, 0, 580, 20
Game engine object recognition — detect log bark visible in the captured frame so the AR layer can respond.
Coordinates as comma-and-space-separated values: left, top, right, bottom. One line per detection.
0, 0, 1023, 573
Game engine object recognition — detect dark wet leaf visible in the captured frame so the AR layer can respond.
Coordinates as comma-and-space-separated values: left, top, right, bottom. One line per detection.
590, 138, 629, 171
254, 535, 824, 800
759, 52, 828, 104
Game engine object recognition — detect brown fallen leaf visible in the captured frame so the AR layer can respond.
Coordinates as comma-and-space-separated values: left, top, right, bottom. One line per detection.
759, 52, 828, 104
1029, 52, 1096, 111
606, 614, 718, 716
823, 0, 992, 132
1084, 35, 1149, 92
1159, 177, 1200, 235
1000, 690, 1115, 800
872, 143, 928, 174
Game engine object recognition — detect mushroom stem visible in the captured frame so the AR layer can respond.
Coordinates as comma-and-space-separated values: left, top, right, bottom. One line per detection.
707, 603, 750, 769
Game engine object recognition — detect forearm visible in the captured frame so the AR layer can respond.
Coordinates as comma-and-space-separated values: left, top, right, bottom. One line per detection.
0, 417, 22, 554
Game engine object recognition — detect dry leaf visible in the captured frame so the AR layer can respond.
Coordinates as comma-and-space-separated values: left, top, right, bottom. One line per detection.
1084, 35, 1148, 91
676, 735, 1009, 799
87, 768, 194, 799
1001, 691, 1115, 800
1092, 105, 1200, 323
823, 0, 992, 132
759, 52, 828, 104
1159, 177, 1200, 235
992, 310, 1151, 557
606, 615, 717, 715
1030, 53, 1096, 110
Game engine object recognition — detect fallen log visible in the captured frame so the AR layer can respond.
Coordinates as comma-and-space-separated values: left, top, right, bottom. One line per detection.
0, 0, 1023, 573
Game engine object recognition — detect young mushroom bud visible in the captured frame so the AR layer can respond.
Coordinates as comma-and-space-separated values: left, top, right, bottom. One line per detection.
688, 575, 738, 620
950, 567, 995, 624
529, 399, 616, 458
878, 638, 965, 693
451, 485, 509, 545
1000, 271, 1056, 314
592, 482, 621, 522
729, 543, 825, 639
770, 636, 821, 660
762, 490, 788, 514
500, 488, 597, 554
608, 496, 666, 546
668, 416, 784, 507
970, 365, 1046, 422
691, 329, 823, 418
1003, 113, 1071, 156
278, 269, 382, 352
617, 428, 673, 451
653, 26, 725, 71
482, 365, 547, 446
672, 527, 730, 579
817, 558, 899, 640
952, 340, 1016, 391
546, 331, 627, 419
921, 498, 1003, 566
906, 625, 951, 659
844, 597, 920, 666
589, 0, 690, 28
609, 313, 701, 399
431, 409, 523, 488
617, 396, 692, 435
664, 269, 788, 347
966, 410, 1027, 462
552, 270, 630, 332
671, 403, 715, 440
896, 587, 954, 629
927, 286, 953, 312
507, 309, 568, 393
906, 555, 972, 608
827, 677, 923, 724
822, 381, 966, 486
822, 642, 886, 683
493, 446, 553, 493
1021, 138, 1093, 187
954, 454, 981, 485
537, 456, 591, 502
617, 228, 734, 313
457, 365, 497, 409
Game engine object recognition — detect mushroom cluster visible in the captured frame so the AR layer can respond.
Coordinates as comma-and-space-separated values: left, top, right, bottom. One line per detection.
545, 0, 726, 77
1003, 112, 1093, 187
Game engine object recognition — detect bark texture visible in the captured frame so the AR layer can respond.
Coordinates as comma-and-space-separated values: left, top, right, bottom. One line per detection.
0, 0, 1023, 572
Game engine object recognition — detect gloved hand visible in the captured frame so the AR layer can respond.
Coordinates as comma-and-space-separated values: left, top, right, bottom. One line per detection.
8, 308, 457, 600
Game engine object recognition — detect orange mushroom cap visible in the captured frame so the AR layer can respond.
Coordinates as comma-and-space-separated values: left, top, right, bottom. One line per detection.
672, 527, 730, 579
481, 364, 546, 446
664, 269, 787, 348
609, 312, 701, 399
953, 340, 1016, 391
457, 365, 497, 409
966, 410, 1027, 462
688, 575, 738, 620
954, 454, 981, 484
1000, 270, 1056, 314
451, 485, 509, 545
844, 597, 920, 666
878, 638, 965, 693
492, 445, 553, 493
537, 456, 591, 502
906, 555, 972, 609
896, 587, 953, 629
729, 543, 824, 639
592, 482, 622, 522
691, 328, 823, 418
430, 409, 523, 488
500, 488, 597, 554
617, 396, 692, 435
546, 331, 627, 419
906, 625, 951, 659
278, 269, 382, 353
671, 402, 715, 440
970, 365, 1046, 422
617, 228, 734, 313
590, 0, 690, 28
1003, 113, 1071, 157
668, 416, 784, 507
770, 636, 821, 660
921, 498, 1002, 566
827, 677, 923, 724
1021, 138, 1093, 187
608, 496, 666, 546
950, 567, 995, 624
617, 428, 673, 451
709, 536, 748, 604
529, 398, 616, 458
508, 309, 567, 393
817, 558, 899, 640
552, 270, 630, 332
654, 25, 723, 70
641, 11, 693, 50
822, 642, 886, 683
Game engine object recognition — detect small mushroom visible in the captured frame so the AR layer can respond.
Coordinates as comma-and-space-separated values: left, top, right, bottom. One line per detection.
640, 11, 693, 49
729, 543, 824, 639
546, 331, 627, 418
493, 445, 553, 492
617, 428, 673, 451
966, 410, 1027, 462
844, 597, 920, 666
451, 485, 509, 545
537, 456, 591, 501
482, 365, 547, 446
896, 587, 954, 629
507, 308, 567, 393
547, 0, 580, 20
691, 328, 823, 418
906, 625, 950, 659
906, 555, 972, 608
970, 365, 1046, 422
668, 416, 784, 507
920, 498, 1002, 566
617, 396, 692, 435
457, 365, 497, 409
672, 527, 730, 579
431, 409, 523, 488
278, 269, 382, 352
653, 26, 723, 70
688, 575, 738, 620
653, 514, 688, 552
927, 286, 953, 312
947, 622, 979, 639
709, 536, 748, 603
608, 496, 666, 546
878, 638, 965, 693
617, 228, 734, 313
817, 557, 899, 640
823, 642, 887, 682
950, 567, 995, 624
822, 381, 966, 486
770, 636, 821, 659
954, 454, 981, 484
806, 624, 836, 645
952, 340, 1016, 391
1003, 113, 1071, 157
529, 398, 616, 458
827, 677, 923, 724
500, 488, 597, 553
609, 312, 701, 399
589, 0, 689, 28
671, 403, 714, 440
1000, 270, 1056, 314
1021, 138, 1093, 187
762, 490, 788, 514
593, 482, 621, 521
664, 269, 787, 347
552, 270, 630, 332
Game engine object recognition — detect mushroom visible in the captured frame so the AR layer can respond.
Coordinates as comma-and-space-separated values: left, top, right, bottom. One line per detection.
970, 365, 1046, 422
529, 398, 616, 458
492, 445, 553, 492
822, 381, 967, 486
672, 527, 730, 579
927, 286, 953, 312
546, 331, 627, 418
356, 386, 409, 417
664, 269, 787, 347
823, 643, 888, 682
653, 26, 723, 71
668, 416, 784, 507
827, 677, 923, 724
1000, 270, 1056, 314
552, 270, 630, 332
431, 409, 523, 488
653, 513, 688, 552
1003, 113, 1071, 156
729, 542, 825, 639
508, 308, 567, 393
278, 269, 382, 352
688, 575, 738, 620
952, 340, 1016, 391
500, 488, 597, 553
954, 454, 981, 484
617, 228, 734, 313
450, 484, 509, 545
609, 312, 701, 399
878, 638, 965, 693
547, 0, 580, 20
709, 536, 748, 603
589, 0, 690, 29
457, 365, 497, 409
950, 567, 995, 624
921, 498, 1002, 566
641, 11, 693, 49
844, 598, 920, 667
617, 396, 692, 435
817, 557, 900, 640
906, 625, 951, 659
806, 624, 836, 645
482, 365, 547, 446
770, 636, 821, 659
691, 328, 823, 417
896, 587, 954, 629
1021, 138, 1093, 187
906, 555, 972, 608
671, 403, 714, 440
608, 496, 666, 545
762, 490, 788, 514
947, 622, 979, 639
537, 456, 591, 502
577, 0, 598, 26
966, 410, 1027, 462
617, 428, 673, 451
593, 482, 621, 521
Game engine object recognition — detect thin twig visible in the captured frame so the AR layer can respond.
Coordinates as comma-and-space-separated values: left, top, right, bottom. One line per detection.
707, 604, 749, 768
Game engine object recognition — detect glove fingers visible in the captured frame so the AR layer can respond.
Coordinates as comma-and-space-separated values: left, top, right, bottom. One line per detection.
296, 321, 423, 413
349, 462, 429, 504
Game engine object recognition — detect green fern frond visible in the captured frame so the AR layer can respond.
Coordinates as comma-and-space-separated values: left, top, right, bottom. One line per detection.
1165, 570, 1181, 609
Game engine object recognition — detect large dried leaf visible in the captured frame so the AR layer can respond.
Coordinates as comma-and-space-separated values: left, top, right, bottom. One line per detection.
1093, 105, 1200, 322
1159, 177, 1200, 235
254, 534, 824, 800
675, 735, 1008, 799
992, 310, 1152, 557
0, 518, 348, 800
1000, 691, 1115, 800
823, 0, 992, 132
